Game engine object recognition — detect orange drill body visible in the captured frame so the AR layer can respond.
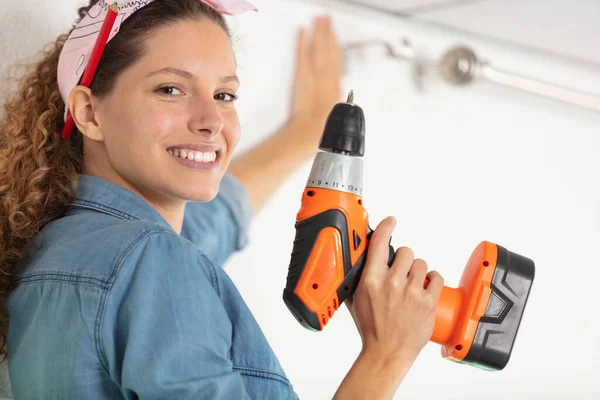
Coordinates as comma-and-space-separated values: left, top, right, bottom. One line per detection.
292, 188, 368, 329
432, 241, 498, 361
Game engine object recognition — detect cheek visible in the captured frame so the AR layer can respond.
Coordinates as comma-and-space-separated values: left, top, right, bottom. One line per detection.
224, 112, 241, 153
108, 100, 183, 153
99, 103, 181, 180
137, 103, 184, 143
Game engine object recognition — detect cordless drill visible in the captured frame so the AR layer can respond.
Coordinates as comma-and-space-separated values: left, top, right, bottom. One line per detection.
282, 91, 535, 371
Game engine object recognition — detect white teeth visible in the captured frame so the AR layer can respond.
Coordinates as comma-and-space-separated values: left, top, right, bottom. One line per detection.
169, 148, 218, 163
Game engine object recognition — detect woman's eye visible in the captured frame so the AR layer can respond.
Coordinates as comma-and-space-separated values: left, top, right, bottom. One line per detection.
156, 86, 184, 96
215, 93, 238, 102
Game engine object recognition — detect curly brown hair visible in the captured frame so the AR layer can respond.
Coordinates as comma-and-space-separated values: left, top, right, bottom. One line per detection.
0, 0, 230, 361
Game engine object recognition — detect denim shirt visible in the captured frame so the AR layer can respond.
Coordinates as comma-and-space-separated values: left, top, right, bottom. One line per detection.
7, 174, 299, 399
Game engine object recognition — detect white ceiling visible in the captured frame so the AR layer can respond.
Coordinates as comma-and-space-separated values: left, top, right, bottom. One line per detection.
337, 0, 600, 66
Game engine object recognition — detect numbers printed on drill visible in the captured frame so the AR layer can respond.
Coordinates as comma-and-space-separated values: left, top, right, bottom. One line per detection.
308, 180, 363, 194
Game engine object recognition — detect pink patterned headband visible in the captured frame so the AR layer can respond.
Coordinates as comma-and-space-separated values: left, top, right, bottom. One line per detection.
57, 0, 256, 138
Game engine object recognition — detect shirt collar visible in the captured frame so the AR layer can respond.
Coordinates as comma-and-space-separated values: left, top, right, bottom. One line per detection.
70, 174, 172, 229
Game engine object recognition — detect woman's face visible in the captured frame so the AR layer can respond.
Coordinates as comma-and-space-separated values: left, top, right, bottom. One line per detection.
90, 19, 240, 206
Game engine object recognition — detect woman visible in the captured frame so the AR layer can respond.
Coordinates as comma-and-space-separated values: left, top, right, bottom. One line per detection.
0, 0, 444, 398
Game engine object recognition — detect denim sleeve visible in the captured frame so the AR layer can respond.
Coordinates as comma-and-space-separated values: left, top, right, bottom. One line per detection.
101, 230, 251, 400
181, 173, 252, 266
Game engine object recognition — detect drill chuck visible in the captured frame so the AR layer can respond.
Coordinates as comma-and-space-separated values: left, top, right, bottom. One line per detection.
318, 91, 366, 157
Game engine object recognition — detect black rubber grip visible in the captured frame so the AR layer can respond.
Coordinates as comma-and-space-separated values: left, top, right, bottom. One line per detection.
283, 209, 353, 330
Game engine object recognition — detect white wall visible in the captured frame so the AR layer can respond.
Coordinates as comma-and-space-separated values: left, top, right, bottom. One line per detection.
228, 1, 600, 399
2, 0, 599, 399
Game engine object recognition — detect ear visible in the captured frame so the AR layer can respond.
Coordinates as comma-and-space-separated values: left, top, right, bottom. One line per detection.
68, 86, 105, 141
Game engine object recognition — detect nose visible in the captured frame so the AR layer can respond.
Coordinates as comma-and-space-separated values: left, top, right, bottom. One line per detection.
188, 95, 224, 137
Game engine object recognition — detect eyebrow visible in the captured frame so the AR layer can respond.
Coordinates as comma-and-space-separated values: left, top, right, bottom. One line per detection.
145, 67, 239, 84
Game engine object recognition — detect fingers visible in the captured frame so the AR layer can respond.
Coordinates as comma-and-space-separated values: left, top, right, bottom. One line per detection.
394, 255, 444, 300
407, 258, 428, 288
310, 15, 341, 75
311, 16, 328, 71
389, 247, 415, 279
295, 27, 309, 75
363, 216, 396, 276
441, 345, 452, 358
319, 16, 339, 58
425, 270, 444, 300
322, 16, 343, 74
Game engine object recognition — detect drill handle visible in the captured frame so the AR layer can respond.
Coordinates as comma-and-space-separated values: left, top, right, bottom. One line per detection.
282, 210, 395, 332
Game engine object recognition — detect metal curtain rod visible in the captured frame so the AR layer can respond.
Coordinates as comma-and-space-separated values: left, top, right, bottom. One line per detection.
344, 40, 600, 114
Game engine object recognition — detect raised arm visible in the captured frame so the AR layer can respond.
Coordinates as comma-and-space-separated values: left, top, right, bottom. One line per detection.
228, 15, 343, 214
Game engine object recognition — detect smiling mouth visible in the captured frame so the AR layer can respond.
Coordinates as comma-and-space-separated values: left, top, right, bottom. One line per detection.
167, 148, 219, 163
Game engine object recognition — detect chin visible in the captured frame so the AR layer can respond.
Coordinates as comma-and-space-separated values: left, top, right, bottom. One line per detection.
178, 184, 219, 203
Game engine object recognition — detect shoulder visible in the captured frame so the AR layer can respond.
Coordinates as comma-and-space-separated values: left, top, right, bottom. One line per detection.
181, 174, 253, 263
113, 227, 218, 288
18, 212, 214, 289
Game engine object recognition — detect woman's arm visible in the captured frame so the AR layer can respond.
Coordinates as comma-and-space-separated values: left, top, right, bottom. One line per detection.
228, 15, 343, 214
333, 351, 416, 400
227, 119, 322, 214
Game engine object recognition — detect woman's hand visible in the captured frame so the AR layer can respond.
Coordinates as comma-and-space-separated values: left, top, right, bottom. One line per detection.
227, 16, 343, 215
347, 217, 444, 365
334, 218, 444, 399
287, 15, 344, 151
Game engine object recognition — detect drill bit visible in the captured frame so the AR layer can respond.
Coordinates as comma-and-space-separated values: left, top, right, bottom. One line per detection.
347, 90, 354, 104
